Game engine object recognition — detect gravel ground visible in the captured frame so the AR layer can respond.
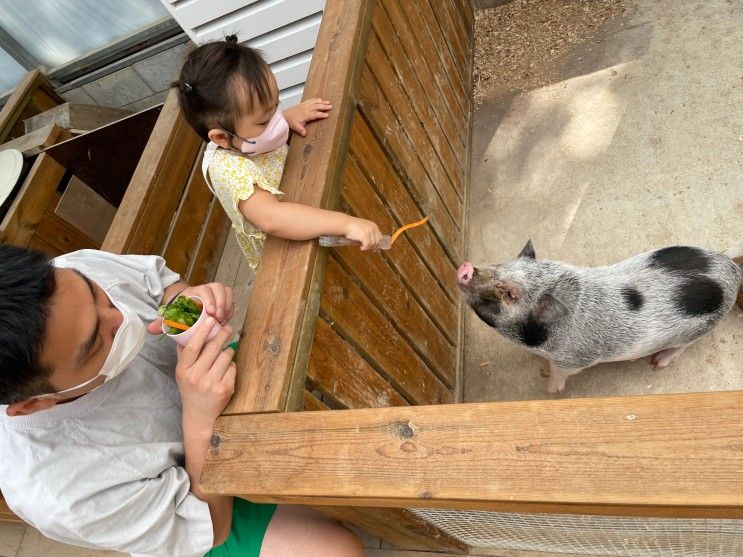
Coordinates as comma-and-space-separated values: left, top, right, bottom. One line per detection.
474, 0, 628, 104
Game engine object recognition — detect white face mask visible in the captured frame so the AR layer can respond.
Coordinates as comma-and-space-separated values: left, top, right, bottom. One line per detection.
37, 293, 146, 399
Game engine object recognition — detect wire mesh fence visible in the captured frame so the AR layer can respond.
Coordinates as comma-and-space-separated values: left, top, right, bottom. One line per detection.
410, 508, 742, 556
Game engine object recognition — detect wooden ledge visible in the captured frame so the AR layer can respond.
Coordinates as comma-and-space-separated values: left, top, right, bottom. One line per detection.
202, 390, 743, 518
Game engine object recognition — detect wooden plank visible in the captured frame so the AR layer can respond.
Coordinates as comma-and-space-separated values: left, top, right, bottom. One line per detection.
223, 0, 375, 415
33, 194, 99, 254
0, 153, 66, 247
55, 176, 117, 244
358, 65, 461, 263
321, 258, 452, 405
307, 318, 410, 409
303, 390, 328, 411
0, 123, 69, 156
392, 0, 468, 132
24, 103, 131, 134
0, 496, 24, 525
203, 391, 743, 518
0, 69, 63, 143
102, 91, 201, 254
45, 106, 162, 207
162, 144, 214, 276
350, 114, 459, 301
339, 159, 458, 384
379, 0, 467, 169
429, 0, 470, 87
318, 506, 467, 553
185, 196, 230, 286
414, 0, 469, 117
369, 21, 464, 202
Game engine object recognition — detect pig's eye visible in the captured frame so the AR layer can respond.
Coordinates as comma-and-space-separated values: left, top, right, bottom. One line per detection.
506, 289, 519, 302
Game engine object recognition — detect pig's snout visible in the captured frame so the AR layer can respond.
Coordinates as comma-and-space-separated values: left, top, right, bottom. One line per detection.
457, 262, 475, 285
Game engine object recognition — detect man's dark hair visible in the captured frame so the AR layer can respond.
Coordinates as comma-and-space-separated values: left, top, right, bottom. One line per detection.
173, 35, 272, 141
0, 245, 56, 404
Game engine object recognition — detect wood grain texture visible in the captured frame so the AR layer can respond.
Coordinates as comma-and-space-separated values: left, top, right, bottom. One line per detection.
367, 29, 464, 211
0, 123, 68, 156
358, 65, 461, 262
320, 258, 452, 405
162, 143, 213, 276
185, 196, 230, 286
307, 318, 410, 409
203, 391, 743, 518
0, 68, 63, 143
55, 176, 117, 244
24, 103, 131, 134
377, 0, 466, 175
349, 113, 459, 300
224, 0, 374, 415
338, 159, 457, 386
0, 153, 66, 247
102, 91, 201, 255
33, 193, 98, 255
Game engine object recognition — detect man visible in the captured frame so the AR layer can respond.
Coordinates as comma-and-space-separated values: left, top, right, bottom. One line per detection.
0, 245, 362, 557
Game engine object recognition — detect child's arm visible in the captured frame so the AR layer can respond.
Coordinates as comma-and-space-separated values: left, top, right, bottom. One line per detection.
239, 188, 383, 250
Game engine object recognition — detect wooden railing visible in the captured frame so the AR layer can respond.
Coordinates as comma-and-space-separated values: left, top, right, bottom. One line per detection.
203, 391, 743, 519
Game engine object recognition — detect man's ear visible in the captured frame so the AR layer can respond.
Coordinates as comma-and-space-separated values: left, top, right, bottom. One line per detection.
532, 293, 569, 323
207, 129, 233, 150
5, 397, 59, 417
518, 239, 536, 259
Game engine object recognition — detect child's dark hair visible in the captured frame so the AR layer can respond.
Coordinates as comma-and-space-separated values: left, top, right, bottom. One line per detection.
0, 245, 56, 404
173, 35, 272, 141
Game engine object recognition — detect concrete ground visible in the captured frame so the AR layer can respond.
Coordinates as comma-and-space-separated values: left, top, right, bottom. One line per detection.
464, 0, 743, 402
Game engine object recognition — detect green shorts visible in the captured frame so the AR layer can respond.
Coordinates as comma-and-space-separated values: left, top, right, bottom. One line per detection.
205, 498, 277, 557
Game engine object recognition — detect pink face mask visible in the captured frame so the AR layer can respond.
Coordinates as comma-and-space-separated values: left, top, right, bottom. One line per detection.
233, 108, 289, 157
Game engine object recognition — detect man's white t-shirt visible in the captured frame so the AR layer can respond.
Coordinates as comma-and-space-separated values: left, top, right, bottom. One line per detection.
0, 250, 214, 557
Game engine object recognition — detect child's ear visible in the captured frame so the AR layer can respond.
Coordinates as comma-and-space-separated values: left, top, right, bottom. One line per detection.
207, 129, 232, 150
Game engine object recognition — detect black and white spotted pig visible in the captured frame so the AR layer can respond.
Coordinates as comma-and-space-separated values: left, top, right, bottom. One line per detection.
457, 242, 743, 393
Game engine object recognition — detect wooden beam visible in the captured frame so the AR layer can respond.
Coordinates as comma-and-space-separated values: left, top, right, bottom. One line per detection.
0, 123, 69, 156
0, 68, 63, 143
0, 153, 66, 247
203, 391, 743, 518
102, 91, 201, 254
224, 0, 374, 415
24, 102, 131, 135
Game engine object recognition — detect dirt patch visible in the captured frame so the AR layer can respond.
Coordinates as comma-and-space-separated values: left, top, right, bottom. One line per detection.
474, 0, 628, 105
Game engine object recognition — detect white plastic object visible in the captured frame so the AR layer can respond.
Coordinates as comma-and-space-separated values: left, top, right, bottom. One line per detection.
161, 296, 222, 346
319, 235, 391, 249
0, 149, 23, 207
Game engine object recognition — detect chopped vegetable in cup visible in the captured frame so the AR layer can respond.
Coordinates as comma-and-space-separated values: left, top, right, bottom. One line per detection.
158, 296, 203, 335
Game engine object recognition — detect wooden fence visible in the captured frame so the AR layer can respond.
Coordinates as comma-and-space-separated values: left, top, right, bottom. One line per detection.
199, 0, 743, 553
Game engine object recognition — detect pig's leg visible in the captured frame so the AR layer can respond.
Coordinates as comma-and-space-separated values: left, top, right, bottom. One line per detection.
546, 362, 582, 394
650, 344, 690, 370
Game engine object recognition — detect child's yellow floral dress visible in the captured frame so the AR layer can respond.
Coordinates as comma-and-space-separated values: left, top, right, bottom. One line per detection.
202, 141, 288, 269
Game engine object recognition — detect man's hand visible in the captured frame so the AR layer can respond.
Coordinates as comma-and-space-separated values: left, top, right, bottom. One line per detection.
147, 282, 234, 335
176, 320, 236, 429
283, 98, 332, 136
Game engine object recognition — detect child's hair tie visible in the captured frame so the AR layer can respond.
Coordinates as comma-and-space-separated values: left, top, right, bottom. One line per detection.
183, 82, 193, 93
225, 34, 238, 44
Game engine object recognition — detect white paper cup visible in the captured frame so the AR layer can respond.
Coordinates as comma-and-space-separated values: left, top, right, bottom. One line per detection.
161, 296, 221, 346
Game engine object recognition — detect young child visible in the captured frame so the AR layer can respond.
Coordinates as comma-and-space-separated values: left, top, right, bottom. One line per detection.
174, 36, 382, 270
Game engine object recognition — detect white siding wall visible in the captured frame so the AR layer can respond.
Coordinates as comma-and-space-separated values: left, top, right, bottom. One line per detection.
160, 0, 326, 109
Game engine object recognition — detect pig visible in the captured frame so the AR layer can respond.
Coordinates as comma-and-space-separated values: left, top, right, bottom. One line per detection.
457, 242, 743, 393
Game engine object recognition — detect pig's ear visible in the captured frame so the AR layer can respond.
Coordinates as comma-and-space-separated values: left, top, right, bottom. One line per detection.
532, 293, 569, 323
517, 239, 536, 259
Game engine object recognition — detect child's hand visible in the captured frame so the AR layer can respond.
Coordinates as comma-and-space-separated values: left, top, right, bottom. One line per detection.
283, 98, 332, 136
345, 217, 383, 251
